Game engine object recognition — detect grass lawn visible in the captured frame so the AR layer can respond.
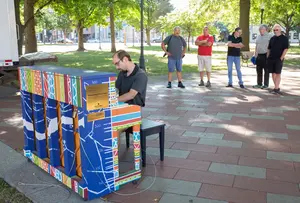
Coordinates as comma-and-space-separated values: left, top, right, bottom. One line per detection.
0, 178, 32, 203
39, 50, 227, 76
38, 44, 299, 74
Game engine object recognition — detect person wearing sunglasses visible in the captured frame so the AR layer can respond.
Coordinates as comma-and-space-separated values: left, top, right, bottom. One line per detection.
253, 24, 272, 89
267, 24, 289, 94
226, 27, 245, 88
113, 50, 148, 107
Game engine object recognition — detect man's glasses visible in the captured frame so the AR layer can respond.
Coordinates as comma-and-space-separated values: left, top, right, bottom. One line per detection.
273, 29, 279, 32
114, 60, 121, 66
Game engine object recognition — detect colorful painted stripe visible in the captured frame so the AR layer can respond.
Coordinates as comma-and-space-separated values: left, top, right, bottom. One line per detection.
112, 105, 141, 116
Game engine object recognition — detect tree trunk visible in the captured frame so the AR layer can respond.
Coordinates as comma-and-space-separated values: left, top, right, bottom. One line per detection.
285, 26, 290, 42
239, 0, 250, 51
24, 0, 37, 54
14, 0, 24, 56
146, 28, 151, 46
77, 21, 85, 51
109, 4, 116, 53
161, 33, 164, 41
188, 32, 191, 51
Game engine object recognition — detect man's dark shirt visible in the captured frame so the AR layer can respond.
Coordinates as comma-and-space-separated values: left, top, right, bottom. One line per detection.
268, 35, 289, 59
116, 64, 148, 107
227, 35, 243, 56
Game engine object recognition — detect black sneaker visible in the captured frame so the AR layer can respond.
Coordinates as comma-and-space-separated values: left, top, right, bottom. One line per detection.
206, 81, 211, 88
198, 80, 204, 86
261, 85, 268, 89
240, 84, 245, 88
270, 88, 280, 94
226, 84, 233, 88
178, 81, 185, 88
167, 82, 172, 88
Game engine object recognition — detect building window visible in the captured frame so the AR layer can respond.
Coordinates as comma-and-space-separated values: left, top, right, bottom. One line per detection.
293, 33, 299, 40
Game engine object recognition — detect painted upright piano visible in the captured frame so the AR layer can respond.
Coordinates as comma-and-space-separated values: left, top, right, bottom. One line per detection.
19, 65, 142, 201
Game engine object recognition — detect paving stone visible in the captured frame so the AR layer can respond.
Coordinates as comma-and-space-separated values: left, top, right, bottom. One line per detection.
198, 139, 242, 148
192, 123, 228, 129
188, 151, 239, 164
217, 146, 267, 158
159, 193, 228, 203
209, 163, 266, 179
147, 115, 180, 120
217, 113, 284, 121
142, 165, 179, 179
156, 157, 210, 171
198, 184, 267, 203
171, 143, 217, 153
267, 151, 300, 162
176, 106, 205, 111
183, 131, 224, 139
239, 157, 294, 171
286, 125, 300, 130
146, 147, 190, 159
145, 102, 166, 107
267, 193, 300, 203
268, 97, 295, 101
138, 176, 201, 196
0, 108, 21, 113
245, 132, 288, 139
234, 176, 300, 196
267, 169, 300, 183
183, 101, 210, 106
142, 107, 159, 112
175, 169, 234, 187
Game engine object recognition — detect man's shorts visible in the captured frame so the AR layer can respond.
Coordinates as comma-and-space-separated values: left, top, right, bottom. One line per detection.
267, 58, 283, 74
197, 55, 212, 72
168, 58, 182, 72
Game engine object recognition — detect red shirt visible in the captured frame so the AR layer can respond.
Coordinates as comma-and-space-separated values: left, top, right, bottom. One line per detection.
197, 35, 214, 56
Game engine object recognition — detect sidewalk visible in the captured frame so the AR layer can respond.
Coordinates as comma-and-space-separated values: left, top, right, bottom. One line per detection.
1, 67, 300, 203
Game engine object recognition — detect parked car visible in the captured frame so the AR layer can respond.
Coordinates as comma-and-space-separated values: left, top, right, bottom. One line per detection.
87, 39, 100, 43
56, 38, 73, 44
151, 37, 162, 43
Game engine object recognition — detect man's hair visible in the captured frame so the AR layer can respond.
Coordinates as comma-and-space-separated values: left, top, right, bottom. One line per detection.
234, 27, 241, 32
173, 26, 181, 31
273, 24, 282, 31
259, 24, 268, 30
113, 50, 132, 61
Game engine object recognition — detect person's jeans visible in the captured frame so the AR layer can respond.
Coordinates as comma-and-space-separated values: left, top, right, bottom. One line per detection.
227, 56, 243, 85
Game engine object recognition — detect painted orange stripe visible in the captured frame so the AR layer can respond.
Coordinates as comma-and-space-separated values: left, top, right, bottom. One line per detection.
116, 171, 140, 181
112, 131, 118, 138
133, 124, 140, 132
112, 118, 141, 127
112, 105, 141, 116
73, 107, 82, 178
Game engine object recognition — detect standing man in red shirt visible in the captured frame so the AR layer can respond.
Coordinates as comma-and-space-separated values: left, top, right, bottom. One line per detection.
195, 26, 214, 87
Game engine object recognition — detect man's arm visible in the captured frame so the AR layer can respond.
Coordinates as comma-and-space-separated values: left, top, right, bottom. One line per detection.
119, 73, 148, 103
195, 39, 209, 46
280, 49, 288, 61
118, 89, 138, 102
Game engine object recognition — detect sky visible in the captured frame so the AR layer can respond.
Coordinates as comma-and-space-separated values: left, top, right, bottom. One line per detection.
170, 0, 189, 10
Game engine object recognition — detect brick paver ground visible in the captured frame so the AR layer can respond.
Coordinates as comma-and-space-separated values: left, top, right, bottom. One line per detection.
0, 67, 300, 203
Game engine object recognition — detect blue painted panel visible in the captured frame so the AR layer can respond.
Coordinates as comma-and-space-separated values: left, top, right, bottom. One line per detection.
32, 94, 47, 158
22, 91, 35, 151
60, 102, 76, 176
46, 98, 61, 167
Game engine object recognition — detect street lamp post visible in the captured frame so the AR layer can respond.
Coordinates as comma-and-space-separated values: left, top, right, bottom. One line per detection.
139, 0, 145, 71
260, 3, 265, 24
99, 25, 102, 50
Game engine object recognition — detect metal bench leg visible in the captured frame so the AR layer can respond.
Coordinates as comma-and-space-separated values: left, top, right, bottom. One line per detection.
159, 126, 165, 161
141, 131, 146, 167
126, 131, 130, 149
